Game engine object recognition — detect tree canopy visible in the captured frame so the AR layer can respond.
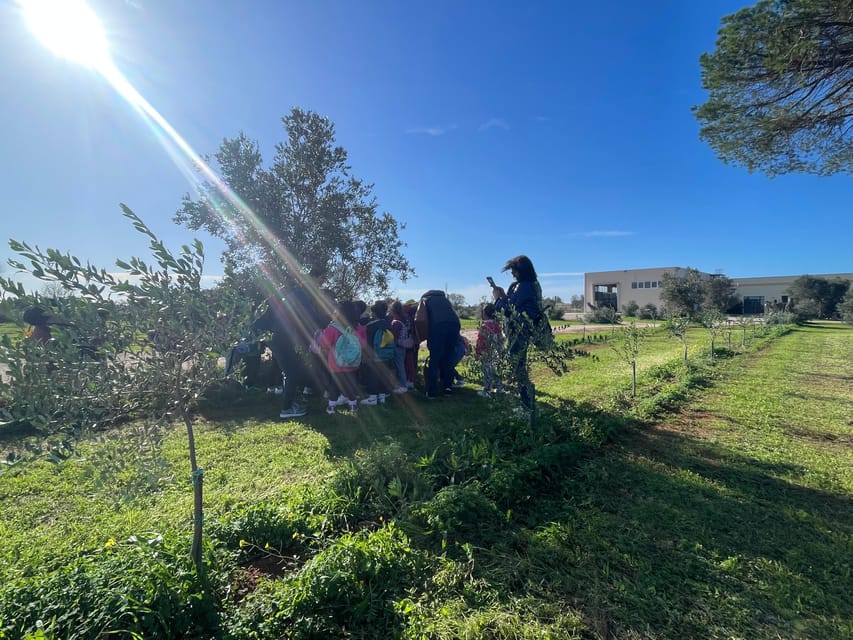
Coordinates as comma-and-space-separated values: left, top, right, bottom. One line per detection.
175, 107, 414, 300
695, 0, 853, 176
660, 268, 706, 317
787, 274, 850, 318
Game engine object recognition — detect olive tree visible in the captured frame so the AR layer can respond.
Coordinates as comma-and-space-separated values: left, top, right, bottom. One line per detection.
611, 322, 647, 397
0, 205, 250, 572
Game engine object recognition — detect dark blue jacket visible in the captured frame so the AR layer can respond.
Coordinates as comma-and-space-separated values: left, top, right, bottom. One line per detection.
495, 280, 542, 322
421, 290, 461, 328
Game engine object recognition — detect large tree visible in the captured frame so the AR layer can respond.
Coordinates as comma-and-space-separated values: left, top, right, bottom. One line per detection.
695, 0, 853, 176
787, 274, 850, 318
175, 108, 413, 300
704, 274, 738, 313
660, 268, 705, 317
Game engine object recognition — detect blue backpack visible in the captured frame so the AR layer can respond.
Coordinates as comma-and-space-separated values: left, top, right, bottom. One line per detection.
369, 319, 396, 361
330, 322, 362, 368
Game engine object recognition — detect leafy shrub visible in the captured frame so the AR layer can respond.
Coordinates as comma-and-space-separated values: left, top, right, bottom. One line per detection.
325, 441, 433, 523
765, 311, 796, 325
638, 303, 658, 320
410, 482, 503, 548
227, 525, 429, 639
622, 300, 639, 317
0, 535, 219, 640
584, 307, 618, 324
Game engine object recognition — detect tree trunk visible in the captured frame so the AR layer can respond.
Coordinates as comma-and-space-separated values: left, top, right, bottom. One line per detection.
183, 407, 204, 574
683, 344, 688, 366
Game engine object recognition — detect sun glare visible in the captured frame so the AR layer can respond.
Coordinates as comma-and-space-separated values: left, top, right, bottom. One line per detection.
21, 0, 111, 69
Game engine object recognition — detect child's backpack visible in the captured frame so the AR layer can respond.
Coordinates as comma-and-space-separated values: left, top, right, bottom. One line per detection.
330, 322, 362, 368
369, 318, 396, 361
453, 334, 471, 366
396, 318, 415, 349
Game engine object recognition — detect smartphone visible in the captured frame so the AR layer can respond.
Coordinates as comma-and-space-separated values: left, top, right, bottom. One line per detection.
486, 276, 496, 288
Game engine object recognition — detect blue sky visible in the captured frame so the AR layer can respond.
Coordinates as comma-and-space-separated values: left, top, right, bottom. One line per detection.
1, 0, 851, 306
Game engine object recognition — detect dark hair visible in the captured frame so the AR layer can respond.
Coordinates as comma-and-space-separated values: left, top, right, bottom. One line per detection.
338, 301, 362, 327
502, 255, 537, 282
389, 300, 403, 318
482, 303, 496, 320
371, 300, 388, 318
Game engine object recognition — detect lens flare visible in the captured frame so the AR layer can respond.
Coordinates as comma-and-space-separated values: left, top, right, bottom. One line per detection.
21, 0, 110, 69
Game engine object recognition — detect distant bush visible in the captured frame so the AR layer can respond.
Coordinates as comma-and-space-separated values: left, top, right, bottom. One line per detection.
622, 300, 639, 317
584, 307, 618, 324
765, 311, 797, 325
638, 303, 658, 320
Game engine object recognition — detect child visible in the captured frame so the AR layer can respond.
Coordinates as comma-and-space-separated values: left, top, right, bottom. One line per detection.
361, 300, 397, 405
318, 301, 367, 414
389, 300, 413, 394
475, 303, 504, 396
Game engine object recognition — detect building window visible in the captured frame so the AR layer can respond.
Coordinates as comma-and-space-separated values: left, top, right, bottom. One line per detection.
658, 281, 663, 287
644, 281, 651, 288
631, 282, 637, 289
651, 281, 657, 288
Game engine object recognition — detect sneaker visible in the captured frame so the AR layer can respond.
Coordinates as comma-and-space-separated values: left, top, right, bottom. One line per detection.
335, 394, 348, 405
360, 395, 378, 406
302, 386, 314, 395
406, 381, 415, 389
326, 402, 336, 415
452, 379, 465, 388
280, 403, 307, 418
268, 386, 283, 395
392, 386, 408, 394
348, 401, 358, 412
425, 393, 439, 401
476, 389, 489, 397
378, 393, 387, 404
443, 387, 453, 394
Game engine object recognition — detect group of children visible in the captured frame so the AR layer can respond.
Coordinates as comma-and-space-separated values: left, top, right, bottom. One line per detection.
311, 299, 418, 414
304, 298, 506, 415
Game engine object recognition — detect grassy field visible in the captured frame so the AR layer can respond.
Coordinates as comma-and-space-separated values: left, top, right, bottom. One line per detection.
0, 321, 850, 638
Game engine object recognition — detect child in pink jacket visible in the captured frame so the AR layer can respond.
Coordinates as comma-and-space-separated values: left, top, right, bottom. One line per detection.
319, 301, 367, 413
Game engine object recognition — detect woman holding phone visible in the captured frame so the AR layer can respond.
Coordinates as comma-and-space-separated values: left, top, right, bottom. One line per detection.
491, 255, 543, 410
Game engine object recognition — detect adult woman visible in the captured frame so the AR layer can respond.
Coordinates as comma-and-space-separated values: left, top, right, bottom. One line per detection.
492, 255, 543, 409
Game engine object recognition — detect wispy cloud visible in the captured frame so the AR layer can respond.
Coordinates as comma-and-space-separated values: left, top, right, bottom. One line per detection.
566, 230, 636, 238
534, 115, 549, 122
405, 125, 455, 136
478, 118, 509, 132
539, 272, 584, 278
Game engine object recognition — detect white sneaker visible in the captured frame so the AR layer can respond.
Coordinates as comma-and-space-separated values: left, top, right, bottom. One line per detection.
476, 389, 489, 397
360, 395, 378, 406
280, 403, 307, 418
302, 386, 314, 395
392, 386, 408, 394
378, 393, 387, 404
348, 401, 358, 412
335, 394, 348, 405
326, 402, 336, 415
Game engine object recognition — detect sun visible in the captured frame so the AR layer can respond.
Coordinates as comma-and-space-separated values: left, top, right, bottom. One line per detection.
21, 0, 111, 70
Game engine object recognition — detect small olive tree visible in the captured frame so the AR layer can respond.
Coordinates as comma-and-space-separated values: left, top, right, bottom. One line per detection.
666, 315, 690, 366
700, 309, 726, 359
0, 204, 250, 572
611, 322, 647, 397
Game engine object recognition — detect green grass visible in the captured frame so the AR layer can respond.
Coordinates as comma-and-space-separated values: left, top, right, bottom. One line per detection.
0, 322, 850, 638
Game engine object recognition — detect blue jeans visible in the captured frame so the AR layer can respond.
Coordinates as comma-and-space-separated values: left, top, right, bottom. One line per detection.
426, 321, 459, 397
394, 346, 407, 388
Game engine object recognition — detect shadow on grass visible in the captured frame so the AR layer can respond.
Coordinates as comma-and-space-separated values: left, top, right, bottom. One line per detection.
486, 423, 852, 639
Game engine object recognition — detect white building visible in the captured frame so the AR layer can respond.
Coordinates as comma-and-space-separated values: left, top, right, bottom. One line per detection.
584, 268, 853, 314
